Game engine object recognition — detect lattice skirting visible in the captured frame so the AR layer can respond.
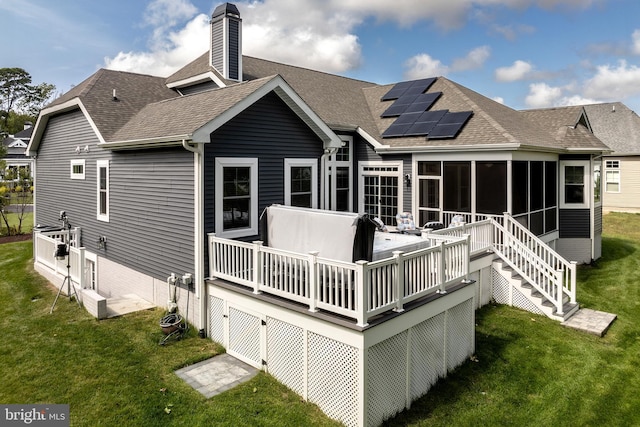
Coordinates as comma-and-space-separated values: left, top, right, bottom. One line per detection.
208, 286, 475, 427
491, 266, 544, 316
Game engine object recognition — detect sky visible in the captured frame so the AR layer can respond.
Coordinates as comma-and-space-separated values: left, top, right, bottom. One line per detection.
4, 0, 640, 113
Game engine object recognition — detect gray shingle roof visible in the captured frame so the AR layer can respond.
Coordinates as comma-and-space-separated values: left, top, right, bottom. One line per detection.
110, 76, 277, 142
583, 102, 640, 155
49, 69, 179, 141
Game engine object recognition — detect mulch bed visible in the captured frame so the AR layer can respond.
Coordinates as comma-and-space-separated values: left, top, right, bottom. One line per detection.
0, 234, 32, 244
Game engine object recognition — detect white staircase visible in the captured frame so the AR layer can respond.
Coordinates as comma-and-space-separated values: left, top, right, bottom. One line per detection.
492, 259, 579, 321
490, 213, 579, 322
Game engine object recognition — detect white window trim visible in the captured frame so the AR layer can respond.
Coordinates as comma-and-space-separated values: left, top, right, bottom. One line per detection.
358, 160, 403, 219
605, 169, 621, 193
70, 159, 86, 180
560, 161, 589, 209
284, 158, 318, 208
96, 160, 109, 222
215, 157, 258, 239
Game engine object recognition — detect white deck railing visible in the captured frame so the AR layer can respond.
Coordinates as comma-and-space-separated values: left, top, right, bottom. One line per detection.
492, 213, 576, 314
33, 228, 86, 290
208, 233, 470, 326
430, 219, 494, 256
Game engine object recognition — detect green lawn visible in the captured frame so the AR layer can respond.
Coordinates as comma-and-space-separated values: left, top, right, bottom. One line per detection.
1, 213, 640, 426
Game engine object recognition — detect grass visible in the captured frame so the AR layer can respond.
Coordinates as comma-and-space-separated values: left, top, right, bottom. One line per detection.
0, 211, 33, 236
1, 212, 639, 426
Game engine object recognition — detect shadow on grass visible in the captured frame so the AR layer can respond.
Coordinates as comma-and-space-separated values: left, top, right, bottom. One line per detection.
382, 305, 520, 425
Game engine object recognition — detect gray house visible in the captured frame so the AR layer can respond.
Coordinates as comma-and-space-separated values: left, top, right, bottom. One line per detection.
27, 3, 609, 426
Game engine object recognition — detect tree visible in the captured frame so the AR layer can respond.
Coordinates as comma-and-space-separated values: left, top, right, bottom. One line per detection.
0, 67, 56, 133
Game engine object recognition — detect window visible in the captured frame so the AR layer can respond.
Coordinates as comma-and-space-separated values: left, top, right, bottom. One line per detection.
443, 162, 471, 213
605, 160, 620, 193
70, 160, 85, 180
560, 161, 589, 208
476, 162, 506, 215
215, 158, 258, 238
359, 162, 402, 227
96, 160, 109, 222
285, 159, 317, 208
417, 161, 441, 225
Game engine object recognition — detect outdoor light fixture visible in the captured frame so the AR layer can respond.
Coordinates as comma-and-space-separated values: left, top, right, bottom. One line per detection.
98, 236, 107, 250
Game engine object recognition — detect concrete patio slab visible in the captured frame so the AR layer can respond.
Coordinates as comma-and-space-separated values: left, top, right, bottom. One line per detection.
106, 293, 155, 318
175, 353, 258, 398
562, 308, 617, 337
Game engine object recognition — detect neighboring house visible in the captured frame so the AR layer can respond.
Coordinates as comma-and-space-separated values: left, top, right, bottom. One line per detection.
584, 102, 640, 213
26, 4, 609, 426
1, 122, 34, 178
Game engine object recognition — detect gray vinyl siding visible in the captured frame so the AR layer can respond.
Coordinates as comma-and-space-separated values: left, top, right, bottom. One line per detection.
559, 209, 590, 238
594, 204, 602, 233
210, 19, 224, 72
204, 91, 324, 244
228, 19, 240, 80
35, 109, 195, 281
354, 135, 412, 213
179, 81, 219, 96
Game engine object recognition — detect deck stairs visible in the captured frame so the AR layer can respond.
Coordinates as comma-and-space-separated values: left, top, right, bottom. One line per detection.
491, 259, 579, 321
488, 214, 579, 322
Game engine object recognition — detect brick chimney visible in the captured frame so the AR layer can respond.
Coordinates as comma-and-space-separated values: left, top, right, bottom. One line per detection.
210, 3, 242, 81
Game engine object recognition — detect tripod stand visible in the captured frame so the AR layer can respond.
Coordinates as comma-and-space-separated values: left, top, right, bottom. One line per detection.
50, 216, 81, 313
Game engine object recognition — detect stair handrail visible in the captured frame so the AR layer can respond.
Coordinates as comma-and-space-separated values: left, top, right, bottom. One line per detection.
501, 213, 576, 305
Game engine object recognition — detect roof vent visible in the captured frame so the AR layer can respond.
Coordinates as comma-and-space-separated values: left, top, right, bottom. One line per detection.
210, 3, 242, 81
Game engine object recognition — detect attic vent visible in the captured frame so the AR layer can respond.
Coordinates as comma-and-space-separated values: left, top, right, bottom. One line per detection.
210, 2, 242, 81
380, 78, 473, 140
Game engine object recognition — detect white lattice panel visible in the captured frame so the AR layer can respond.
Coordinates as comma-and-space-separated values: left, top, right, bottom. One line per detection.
367, 331, 408, 427
410, 313, 445, 401
208, 296, 224, 345
228, 306, 262, 366
512, 286, 544, 315
307, 332, 359, 427
491, 267, 511, 304
446, 300, 474, 371
266, 317, 305, 396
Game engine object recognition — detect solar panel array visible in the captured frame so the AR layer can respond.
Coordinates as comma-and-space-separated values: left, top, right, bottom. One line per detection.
380, 78, 473, 140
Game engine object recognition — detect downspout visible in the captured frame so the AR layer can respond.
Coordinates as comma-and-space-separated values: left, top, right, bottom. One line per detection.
181, 140, 207, 334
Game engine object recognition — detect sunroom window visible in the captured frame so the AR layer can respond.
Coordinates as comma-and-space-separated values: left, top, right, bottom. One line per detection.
215, 158, 258, 238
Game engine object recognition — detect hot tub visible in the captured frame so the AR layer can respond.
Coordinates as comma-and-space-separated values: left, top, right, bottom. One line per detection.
372, 232, 431, 261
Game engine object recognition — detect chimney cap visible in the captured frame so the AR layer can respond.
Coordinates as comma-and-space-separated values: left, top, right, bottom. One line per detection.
212, 3, 240, 20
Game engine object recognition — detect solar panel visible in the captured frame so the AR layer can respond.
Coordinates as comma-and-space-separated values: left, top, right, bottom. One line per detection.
382, 123, 415, 138
393, 112, 423, 125
381, 81, 415, 101
439, 111, 473, 124
403, 92, 442, 113
381, 103, 410, 117
405, 121, 438, 136
427, 123, 466, 139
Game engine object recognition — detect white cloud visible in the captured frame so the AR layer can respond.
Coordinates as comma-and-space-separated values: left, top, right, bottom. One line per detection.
525, 82, 563, 108
403, 54, 449, 80
583, 60, 640, 100
451, 46, 491, 72
495, 60, 533, 82
493, 96, 505, 104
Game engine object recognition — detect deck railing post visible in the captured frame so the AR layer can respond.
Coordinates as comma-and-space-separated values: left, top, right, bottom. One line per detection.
393, 251, 405, 312
555, 269, 564, 315
463, 234, 471, 282
355, 260, 369, 327
308, 251, 319, 313
252, 241, 263, 294
207, 233, 216, 278
438, 241, 447, 294
569, 261, 577, 304
78, 247, 86, 290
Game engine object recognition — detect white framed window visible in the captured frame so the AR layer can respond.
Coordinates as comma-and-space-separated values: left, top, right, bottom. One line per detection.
358, 161, 403, 227
560, 161, 589, 209
96, 160, 109, 222
605, 160, 621, 193
215, 157, 258, 238
285, 159, 317, 208
70, 159, 85, 180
